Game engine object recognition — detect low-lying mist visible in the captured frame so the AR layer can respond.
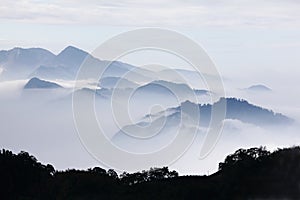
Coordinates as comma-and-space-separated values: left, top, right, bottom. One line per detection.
0, 76, 299, 175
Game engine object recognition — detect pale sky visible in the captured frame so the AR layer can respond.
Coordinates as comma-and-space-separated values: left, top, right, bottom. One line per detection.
1, 0, 300, 84
1, 0, 299, 27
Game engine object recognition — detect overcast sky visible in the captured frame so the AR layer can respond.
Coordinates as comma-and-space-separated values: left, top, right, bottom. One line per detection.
0, 0, 300, 83
1, 0, 300, 27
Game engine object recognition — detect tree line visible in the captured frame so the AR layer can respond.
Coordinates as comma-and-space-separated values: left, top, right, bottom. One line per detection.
1, 146, 300, 199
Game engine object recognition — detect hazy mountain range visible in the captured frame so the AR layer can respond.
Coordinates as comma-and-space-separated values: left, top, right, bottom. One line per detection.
0, 46, 297, 174
0, 46, 292, 128
144, 98, 292, 128
0, 46, 152, 81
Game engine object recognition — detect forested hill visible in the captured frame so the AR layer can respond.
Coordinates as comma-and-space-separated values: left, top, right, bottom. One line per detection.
1, 146, 300, 199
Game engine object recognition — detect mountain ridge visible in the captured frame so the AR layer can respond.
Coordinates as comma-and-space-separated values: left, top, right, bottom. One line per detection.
142, 97, 293, 128
24, 77, 63, 89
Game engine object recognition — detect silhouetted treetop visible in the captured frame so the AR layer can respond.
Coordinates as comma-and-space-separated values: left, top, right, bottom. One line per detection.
219, 146, 270, 171
1, 146, 300, 199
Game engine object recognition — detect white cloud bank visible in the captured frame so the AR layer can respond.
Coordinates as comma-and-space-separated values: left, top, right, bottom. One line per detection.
0, 0, 299, 28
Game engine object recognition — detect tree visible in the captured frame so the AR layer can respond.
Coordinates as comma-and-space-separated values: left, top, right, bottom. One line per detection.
219, 146, 270, 171
45, 164, 55, 175
89, 167, 106, 175
107, 169, 118, 180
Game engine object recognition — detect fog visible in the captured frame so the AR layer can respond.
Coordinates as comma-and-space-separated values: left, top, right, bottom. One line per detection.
0, 71, 299, 175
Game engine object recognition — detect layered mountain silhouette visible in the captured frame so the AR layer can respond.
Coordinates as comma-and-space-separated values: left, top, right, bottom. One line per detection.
0, 47, 55, 80
0, 46, 154, 81
0, 46, 224, 90
139, 97, 292, 128
0, 46, 293, 129
31, 47, 141, 80
73, 79, 209, 101
24, 77, 63, 89
135, 80, 209, 99
99, 77, 139, 89
111, 98, 293, 151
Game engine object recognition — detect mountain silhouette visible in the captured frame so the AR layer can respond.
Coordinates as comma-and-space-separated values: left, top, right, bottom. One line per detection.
0, 46, 151, 81
24, 77, 63, 89
99, 76, 139, 89
0, 47, 55, 80
142, 97, 293, 128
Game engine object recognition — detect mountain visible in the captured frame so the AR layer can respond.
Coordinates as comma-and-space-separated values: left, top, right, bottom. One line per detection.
111, 97, 292, 152
30, 46, 95, 80
72, 80, 209, 110
30, 47, 156, 81
140, 80, 191, 91
0, 46, 154, 81
194, 89, 210, 95
135, 97, 293, 129
24, 77, 63, 89
55, 46, 88, 68
245, 84, 272, 92
99, 77, 139, 89
138, 80, 208, 98
0, 46, 224, 85
209, 98, 291, 126
0, 47, 55, 80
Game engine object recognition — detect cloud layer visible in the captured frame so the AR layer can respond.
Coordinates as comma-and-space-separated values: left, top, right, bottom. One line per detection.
1, 0, 300, 28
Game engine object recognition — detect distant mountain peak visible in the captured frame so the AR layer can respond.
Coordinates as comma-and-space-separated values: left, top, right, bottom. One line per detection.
24, 77, 63, 89
54, 46, 90, 71
57, 46, 88, 57
181, 100, 197, 107
168, 97, 293, 127
246, 84, 272, 92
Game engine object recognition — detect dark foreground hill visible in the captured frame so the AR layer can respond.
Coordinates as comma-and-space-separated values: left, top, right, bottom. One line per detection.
1, 146, 300, 199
